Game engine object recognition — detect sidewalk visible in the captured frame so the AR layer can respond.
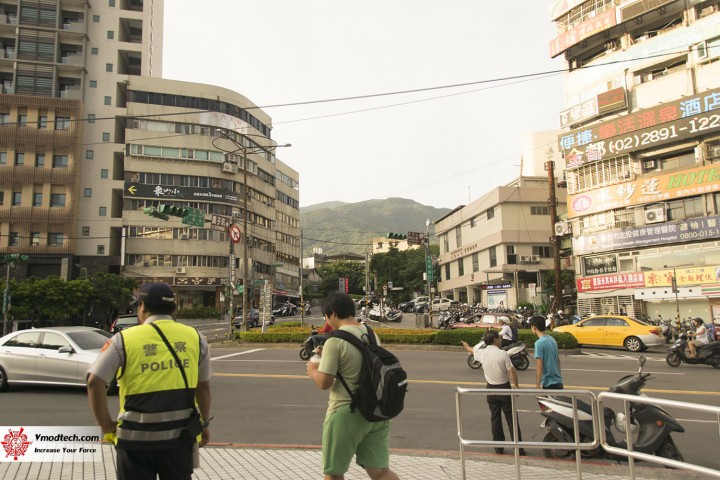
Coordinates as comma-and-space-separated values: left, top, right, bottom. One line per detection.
0, 444, 703, 480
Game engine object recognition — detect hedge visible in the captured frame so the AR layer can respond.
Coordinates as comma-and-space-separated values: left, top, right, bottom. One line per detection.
235, 324, 577, 349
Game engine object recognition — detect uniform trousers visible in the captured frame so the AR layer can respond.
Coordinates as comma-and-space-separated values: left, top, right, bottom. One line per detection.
116, 442, 194, 480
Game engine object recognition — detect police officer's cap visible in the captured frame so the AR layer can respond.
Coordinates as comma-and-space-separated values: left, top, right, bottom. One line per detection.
132, 282, 175, 305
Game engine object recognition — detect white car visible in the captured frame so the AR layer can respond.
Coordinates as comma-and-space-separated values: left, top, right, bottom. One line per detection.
430, 298, 456, 312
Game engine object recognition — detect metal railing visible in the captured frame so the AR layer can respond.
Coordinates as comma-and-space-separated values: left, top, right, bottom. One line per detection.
456, 387, 599, 480
597, 391, 720, 479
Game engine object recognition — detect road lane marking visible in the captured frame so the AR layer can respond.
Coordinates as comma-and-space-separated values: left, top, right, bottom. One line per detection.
562, 368, 683, 375
212, 349, 264, 361
211, 373, 720, 395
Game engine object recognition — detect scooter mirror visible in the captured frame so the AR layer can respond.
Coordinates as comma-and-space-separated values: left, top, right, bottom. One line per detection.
638, 356, 646, 369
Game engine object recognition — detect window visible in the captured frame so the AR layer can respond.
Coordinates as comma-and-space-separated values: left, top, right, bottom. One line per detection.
506, 245, 517, 264
12, 191, 21, 206
88, 114, 95, 123
458, 258, 464, 276
38, 115, 47, 128
84, 188, 92, 197
91, 47, 98, 55
18, 114, 27, 126
104, 96, 111, 105
472, 252, 479, 272
52, 155, 68, 168
105, 63, 113, 72
0, 152, 5, 164
92, 14, 99, 22
531, 206, 549, 215
470, 216, 476, 228
487, 207, 494, 219
0, 192, 3, 205
5, 331, 41, 348
97, 245, 105, 254
102, 132, 110, 142
583, 318, 607, 327
55, 116, 70, 130
82, 226, 90, 236
14, 152, 24, 165
0, 112, 9, 125
99, 206, 106, 216
109, 0, 115, 6
89, 80, 97, 88
455, 227, 462, 249
532, 246, 552, 258
48, 233, 64, 246
86, 150, 94, 159
444, 263, 450, 281
107, 31, 114, 39
489, 246, 497, 268
50, 193, 66, 207
9, 232, 19, 246
100, 169, 108, 178
32, 192, 42, 206
40, 332, 68, 350
35, 154, 44, 167
30, 232, 40, 247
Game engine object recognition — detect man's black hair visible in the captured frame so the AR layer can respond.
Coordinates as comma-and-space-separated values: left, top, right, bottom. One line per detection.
142, 300, 176, 316
484, 329, 500, 345
322, 291, 356, 320
530, 315, 547, 332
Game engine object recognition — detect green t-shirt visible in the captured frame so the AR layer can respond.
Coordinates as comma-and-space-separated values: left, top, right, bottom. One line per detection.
318, 324, 377, 414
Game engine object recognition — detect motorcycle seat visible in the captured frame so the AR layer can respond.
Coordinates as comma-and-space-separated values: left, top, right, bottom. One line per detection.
552, 396, 614, 420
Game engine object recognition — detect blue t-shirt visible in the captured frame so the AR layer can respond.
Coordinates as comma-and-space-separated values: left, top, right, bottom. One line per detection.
534, 335, 563, 387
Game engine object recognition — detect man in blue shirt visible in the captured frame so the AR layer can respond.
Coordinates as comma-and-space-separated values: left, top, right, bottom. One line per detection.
530, 315, 563, 390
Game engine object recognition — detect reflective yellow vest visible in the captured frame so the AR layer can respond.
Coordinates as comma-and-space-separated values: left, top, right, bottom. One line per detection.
116, 319, 201, 449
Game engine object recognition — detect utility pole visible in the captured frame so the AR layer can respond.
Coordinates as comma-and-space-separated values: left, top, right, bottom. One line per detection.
545, 148, 563, 313
299, 230, 304, 327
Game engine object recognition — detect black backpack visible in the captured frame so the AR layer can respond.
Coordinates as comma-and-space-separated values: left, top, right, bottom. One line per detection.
510, 324, 518, 343
331, 325, 408, 422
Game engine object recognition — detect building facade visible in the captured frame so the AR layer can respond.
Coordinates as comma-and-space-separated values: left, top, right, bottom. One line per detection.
0, 0, 301, 311
552, 0, 720, 321
435, 175, 568, 309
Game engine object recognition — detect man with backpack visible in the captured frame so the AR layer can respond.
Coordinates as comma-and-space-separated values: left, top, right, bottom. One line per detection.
306, 292, 401, 480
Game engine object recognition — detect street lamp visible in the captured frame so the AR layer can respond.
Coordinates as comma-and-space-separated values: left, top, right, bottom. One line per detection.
3, 254, 29, 336
213, 130, 291, 332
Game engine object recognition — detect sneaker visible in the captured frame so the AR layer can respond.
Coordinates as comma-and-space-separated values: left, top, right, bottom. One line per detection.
519, 449, 527, 456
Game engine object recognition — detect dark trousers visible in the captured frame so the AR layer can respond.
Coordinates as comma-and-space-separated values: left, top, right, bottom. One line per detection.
543, 383, 564, 390
486, 382, 522, 443
116, 443, 193, 480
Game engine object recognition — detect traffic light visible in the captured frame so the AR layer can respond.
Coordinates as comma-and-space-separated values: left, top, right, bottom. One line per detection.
386, 232, 407, 240
158, 204, 190, 218
143, 206, 170, 220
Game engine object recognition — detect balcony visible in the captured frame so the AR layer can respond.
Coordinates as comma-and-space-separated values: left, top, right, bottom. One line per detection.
60, 54, 83, 67
58, 87, 81, 100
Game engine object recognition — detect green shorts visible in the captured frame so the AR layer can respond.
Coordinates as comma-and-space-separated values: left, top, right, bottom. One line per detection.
322, 404, 391, 475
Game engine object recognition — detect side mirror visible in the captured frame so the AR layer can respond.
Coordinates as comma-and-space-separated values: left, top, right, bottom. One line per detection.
638, 355, 646, 371
58, 346, 74, 354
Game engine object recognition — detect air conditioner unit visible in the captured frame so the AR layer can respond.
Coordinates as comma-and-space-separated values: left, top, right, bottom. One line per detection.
221, 162, 238, 174
530, 255, 541, 263
710, 146, 720, 158
175, 267, 186, 274
643, 159, 657, 170
519, 255, 531, 263
554, 221, 571, 236
644, 207, 665, 224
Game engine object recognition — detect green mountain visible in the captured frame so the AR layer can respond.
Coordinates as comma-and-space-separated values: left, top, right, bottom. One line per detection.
300, 198, 452, 257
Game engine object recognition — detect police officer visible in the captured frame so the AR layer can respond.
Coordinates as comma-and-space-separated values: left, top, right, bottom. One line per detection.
87, 282, 212, 480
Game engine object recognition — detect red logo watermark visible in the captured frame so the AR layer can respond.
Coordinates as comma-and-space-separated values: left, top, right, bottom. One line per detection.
2, 428, 32, 460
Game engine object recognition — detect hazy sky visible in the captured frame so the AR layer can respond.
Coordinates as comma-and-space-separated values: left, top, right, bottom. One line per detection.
162, 1, 565, 209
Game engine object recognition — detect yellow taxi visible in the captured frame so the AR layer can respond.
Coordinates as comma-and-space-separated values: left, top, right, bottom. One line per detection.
553, 315, 663, 352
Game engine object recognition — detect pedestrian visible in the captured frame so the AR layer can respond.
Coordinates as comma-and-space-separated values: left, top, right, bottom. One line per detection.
687, 317, 709, 358
87, 282, 212, 480
462, 331, 525, 455
530, 315, 563, 390
306, 291, 399, 480
498, 316, 513, 347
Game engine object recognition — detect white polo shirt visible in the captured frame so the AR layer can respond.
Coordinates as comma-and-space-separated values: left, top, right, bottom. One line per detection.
481, 344, 514, 386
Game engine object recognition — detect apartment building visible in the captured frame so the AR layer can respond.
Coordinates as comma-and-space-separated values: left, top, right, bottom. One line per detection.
435, 131, 567, 308
552, 0, 720, 321
0, 0, 301, 310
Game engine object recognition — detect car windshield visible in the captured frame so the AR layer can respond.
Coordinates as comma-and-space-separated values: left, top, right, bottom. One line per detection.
67, 329, 111, 350
116, 316, 137, 325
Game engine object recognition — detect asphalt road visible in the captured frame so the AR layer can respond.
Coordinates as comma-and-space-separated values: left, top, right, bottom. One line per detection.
0, 329, 718, 471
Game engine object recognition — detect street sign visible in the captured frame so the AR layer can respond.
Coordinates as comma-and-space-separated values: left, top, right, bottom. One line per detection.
229, 225, 242, 243
251, 280, 266, 286
182, 206, 206, 227
236, 284, 244, 293
210, 214, 231, 232
425, 255, 434, 282
407, 231, 423, 245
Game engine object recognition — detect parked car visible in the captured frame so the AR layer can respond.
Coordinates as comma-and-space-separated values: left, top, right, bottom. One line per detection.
449, 312, 506, 330
0, 326, 116, 393
398, 296, 429, 313
553, 315, 663, 352
110, 313, 139, 334
430, 298, 457, 313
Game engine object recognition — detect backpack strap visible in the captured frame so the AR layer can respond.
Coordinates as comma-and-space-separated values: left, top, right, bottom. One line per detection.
329, 326, 375, 407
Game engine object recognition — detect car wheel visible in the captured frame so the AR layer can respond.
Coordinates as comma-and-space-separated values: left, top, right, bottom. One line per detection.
0, 365, 8, 392
624, 336, 643, 352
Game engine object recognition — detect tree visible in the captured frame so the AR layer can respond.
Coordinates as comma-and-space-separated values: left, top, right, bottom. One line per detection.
316, 261, 366, 297
86, 273, 137, 328
370, 245, 439, 301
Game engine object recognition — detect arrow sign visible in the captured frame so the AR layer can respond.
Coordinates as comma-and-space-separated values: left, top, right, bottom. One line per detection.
228, 225, 242, 243
127, 185, 137, 195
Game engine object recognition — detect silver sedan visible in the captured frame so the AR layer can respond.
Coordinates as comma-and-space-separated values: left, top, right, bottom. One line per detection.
0, 326, 112, 392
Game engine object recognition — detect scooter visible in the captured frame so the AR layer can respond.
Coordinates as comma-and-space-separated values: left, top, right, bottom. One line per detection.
299, 329, 330, 360
467, 341, 530, 371
666, 333, 720, 368
538, 356, 684, 461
